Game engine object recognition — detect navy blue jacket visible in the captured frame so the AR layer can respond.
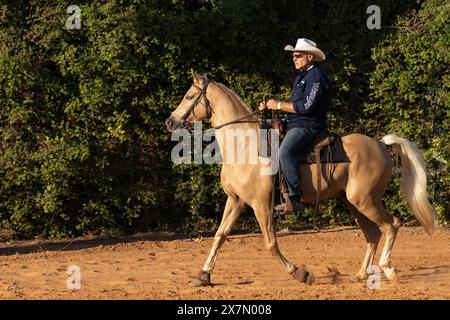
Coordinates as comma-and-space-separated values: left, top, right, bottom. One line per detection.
285, 63, 332, 131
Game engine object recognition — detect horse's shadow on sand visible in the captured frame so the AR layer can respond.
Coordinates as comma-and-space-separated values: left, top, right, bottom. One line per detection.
0, 232, 191, 256
398, 265, 450, 282
0, 227, 355, 256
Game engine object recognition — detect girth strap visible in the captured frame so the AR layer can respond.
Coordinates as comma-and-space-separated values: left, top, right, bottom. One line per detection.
314, 147, 322, 216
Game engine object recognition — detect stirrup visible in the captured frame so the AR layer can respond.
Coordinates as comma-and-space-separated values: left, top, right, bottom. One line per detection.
276, 197, 303, 216
275, 203, 287, 213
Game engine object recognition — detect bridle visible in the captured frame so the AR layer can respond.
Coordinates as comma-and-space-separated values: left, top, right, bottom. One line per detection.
178, 79, 213, 128
178, 79, 260, 130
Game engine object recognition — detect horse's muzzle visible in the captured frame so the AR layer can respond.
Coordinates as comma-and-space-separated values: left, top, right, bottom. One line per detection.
165, 114, 184, 132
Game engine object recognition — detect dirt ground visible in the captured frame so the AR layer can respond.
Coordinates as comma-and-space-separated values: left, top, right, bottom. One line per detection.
0, 226, 449, 300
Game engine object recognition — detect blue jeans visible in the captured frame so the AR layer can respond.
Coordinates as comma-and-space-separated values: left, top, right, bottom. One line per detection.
279, 127, 322, 197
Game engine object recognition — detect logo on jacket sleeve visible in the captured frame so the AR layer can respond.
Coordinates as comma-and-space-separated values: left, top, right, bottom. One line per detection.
304, 82, 320, 110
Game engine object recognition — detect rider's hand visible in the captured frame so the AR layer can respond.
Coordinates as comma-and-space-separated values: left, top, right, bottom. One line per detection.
266, 99, 278, 110
259, 99, 278, 110
259, 101, 267, 111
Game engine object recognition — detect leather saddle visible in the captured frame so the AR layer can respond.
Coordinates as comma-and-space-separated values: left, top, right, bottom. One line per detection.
259, 112, 350, 216
280, 128, 340, 216
303, 129, 336, 215
311, 130, 336, 149
261, 114, 348, 216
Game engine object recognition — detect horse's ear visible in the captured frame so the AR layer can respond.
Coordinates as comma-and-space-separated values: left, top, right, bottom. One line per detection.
191, 69, 203, 84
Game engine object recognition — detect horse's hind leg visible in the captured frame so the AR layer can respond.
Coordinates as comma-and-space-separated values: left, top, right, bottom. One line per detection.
349, 197, 401, 283
378, 210, 402, 283
347, 202, 381, 282
191, 195, 245, 286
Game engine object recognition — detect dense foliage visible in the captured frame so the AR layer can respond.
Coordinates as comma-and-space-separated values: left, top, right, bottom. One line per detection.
364, 0, 449, 224
0, 0, 447, 238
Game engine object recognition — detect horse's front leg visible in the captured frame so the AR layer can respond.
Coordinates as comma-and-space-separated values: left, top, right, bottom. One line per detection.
191, 195, 245, 287
252, 203, 313, 284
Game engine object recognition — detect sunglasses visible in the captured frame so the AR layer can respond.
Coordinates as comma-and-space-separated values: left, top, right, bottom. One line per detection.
292, 53, 307, 59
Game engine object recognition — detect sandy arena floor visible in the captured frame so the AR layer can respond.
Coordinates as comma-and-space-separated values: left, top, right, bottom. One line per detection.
0, 226, 449, 300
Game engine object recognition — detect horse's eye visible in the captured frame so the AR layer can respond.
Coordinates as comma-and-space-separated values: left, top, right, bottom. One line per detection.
185, 94, 194, 100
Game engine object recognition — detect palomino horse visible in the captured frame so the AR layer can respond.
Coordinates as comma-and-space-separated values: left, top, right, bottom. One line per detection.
165, 70, 436, 285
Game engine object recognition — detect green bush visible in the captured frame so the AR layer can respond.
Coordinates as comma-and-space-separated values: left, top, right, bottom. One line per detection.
0, 1, 174, 237
365, 0, 449, 225
0, 0, 447, 239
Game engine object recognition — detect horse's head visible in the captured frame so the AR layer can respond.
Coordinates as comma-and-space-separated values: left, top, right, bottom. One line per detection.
165, 70, 213, 132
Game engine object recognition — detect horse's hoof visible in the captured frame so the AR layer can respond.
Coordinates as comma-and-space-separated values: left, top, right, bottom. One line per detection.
292, 266, 314, 285
380, 266, 399, 284
349, 273, 367, 283
389, 273, 400, 284
384, 268, 400, 284
190, 271, 211, 287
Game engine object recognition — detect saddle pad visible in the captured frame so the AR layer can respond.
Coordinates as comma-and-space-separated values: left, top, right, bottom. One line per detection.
298, 134, 351, 164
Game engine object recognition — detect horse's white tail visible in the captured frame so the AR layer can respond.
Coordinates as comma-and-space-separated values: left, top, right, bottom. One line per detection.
381, 134, 436, 235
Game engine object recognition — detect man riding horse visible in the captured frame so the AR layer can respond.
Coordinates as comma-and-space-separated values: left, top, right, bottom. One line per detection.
166, 38, 435, 286
259, 38, 332, 216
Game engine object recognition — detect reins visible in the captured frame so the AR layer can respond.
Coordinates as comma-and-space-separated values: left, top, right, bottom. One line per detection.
213, 114, 260, 130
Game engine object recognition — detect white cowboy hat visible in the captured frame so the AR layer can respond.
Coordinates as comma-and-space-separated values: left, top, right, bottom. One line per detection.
284, 38, 326, 62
